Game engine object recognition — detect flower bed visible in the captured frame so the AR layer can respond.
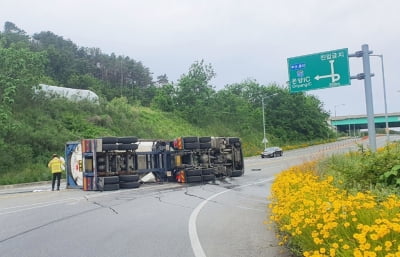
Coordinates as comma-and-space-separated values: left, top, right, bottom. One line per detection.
269, 161, 400, 257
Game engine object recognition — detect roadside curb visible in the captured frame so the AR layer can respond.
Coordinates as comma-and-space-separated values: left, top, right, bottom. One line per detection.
0, 179, 66, 191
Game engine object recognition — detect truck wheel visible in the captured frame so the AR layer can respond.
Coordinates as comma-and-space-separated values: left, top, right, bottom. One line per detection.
186, 176, 202, 183
103, 176, 119, 184
103, 183, 120, 191
202, 174, 215, 181
228, 137, 240, 144
200, 142, 211, 149
102, 137, 118, 144
102, 144, 118, 151
186, 169, 202, 176
118, 144, 138, 151
184, 142, 200, 149
201, 168, 214, 175
182, 137, 198, 143
118, 136, 138, 144
230, 170, 243, 177
199, 137, 211, 143
119, 181, 140, 189
119, 174, 139, 182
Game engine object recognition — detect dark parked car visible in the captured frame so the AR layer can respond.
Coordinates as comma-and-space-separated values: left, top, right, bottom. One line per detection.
261, 147, 283, 158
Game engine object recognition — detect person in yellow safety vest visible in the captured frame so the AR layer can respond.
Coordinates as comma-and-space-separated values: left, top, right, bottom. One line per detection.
48, 154, 65, 191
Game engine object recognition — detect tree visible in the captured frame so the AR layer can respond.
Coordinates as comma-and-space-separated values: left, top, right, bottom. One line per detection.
0, 48, 46, 125
0, 21, 30, 49
152, 83, 176, 112
175, 60, 216, 124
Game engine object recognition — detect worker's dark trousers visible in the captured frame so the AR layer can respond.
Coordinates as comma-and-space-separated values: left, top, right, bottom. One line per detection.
52, 172, 61, 190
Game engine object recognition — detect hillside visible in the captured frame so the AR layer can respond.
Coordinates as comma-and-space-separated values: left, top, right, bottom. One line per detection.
0, 22, 335, 184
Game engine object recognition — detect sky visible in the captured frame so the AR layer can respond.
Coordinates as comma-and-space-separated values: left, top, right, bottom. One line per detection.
1, 0, 399, 116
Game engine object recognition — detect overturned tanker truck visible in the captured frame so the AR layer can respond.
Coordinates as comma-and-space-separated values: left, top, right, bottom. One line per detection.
65, 136, 244, 191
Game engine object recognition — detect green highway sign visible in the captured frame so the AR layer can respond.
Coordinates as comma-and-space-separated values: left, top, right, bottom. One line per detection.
287, 48, 350, 93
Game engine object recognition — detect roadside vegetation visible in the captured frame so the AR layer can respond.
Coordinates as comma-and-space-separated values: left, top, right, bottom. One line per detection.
269, 142, 400, 257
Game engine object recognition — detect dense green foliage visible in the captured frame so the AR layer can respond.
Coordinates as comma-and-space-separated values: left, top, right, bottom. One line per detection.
0, 22, 334, 184
318, 142, 400, 196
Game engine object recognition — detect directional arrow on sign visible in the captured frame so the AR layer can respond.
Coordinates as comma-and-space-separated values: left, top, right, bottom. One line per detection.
314, 60, 340, 83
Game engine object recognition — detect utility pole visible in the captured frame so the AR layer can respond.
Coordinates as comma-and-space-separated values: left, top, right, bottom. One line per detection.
370, 54, 389, 143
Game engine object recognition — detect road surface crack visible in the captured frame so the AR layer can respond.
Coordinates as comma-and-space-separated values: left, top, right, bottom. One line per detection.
91, 201, 119, 214
153, 191, 192, 209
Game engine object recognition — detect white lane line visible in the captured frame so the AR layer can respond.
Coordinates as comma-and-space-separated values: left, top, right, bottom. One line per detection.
188, 177, 275, 257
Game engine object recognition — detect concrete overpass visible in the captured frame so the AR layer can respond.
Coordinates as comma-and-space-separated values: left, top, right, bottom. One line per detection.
329, 112, 400, 135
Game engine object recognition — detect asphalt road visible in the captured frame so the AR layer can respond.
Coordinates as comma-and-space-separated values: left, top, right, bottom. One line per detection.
0, 136, 395, 257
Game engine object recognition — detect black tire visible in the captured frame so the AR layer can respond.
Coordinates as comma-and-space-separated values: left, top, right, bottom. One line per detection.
118, 136, 138, 144
200, 142, 212, 149
228, 137, 240, 144
103, 183, 120, 191
230, 170, 244, 177
103, 176, 119, 184
102, 144, 118, 151
118, 144, 138, 151
202, 168, 214, 175
119, 174, 139, 182
186, 176, 202, 183
182, 137, 198, 143
102, 137, 118, 144
202, 174, 215, 181
184, 142, 200, 149
119, 181, 140, 189
199, 137, 211, 143
185, 169, 202, 176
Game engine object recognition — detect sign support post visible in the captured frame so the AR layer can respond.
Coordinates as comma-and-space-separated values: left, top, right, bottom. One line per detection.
361, 44, 377, 152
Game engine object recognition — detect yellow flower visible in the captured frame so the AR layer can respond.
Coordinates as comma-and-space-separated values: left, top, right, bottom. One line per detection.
385, 240, 392, 249
370, 233, 378, 240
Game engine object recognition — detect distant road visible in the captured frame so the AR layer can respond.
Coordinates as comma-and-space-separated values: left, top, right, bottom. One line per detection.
0, 136, 396, 257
